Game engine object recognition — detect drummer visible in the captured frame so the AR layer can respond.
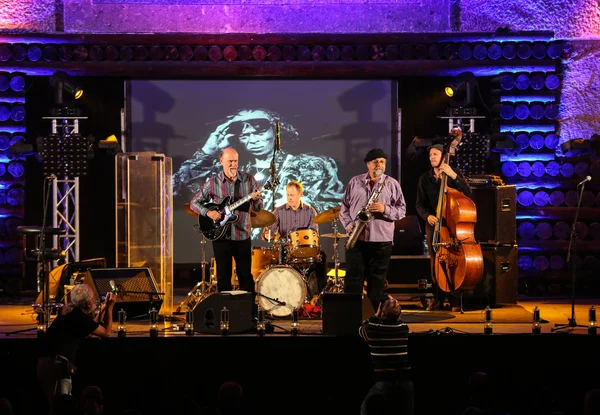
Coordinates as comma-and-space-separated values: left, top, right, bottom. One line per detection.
262, 180, 327, 294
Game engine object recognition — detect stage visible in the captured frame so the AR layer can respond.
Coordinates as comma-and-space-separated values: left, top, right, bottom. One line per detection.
0, 292, 599, 415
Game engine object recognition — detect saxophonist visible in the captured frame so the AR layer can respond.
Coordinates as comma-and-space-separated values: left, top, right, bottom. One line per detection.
340, 148, 406, 310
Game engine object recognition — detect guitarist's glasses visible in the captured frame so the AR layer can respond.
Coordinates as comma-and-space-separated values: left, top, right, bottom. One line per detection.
225, 119, 272, 136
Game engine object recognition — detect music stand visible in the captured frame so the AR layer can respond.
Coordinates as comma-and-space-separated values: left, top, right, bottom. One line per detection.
552, 179, 589, 332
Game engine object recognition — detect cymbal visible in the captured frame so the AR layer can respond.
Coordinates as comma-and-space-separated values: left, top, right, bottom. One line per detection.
251, 210, 276, 228
183, 203, 197, 218
314, 206, 341, 224
321, 232, 348, 239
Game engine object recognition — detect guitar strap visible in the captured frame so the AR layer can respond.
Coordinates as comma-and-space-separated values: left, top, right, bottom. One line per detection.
235, 177, 250, 213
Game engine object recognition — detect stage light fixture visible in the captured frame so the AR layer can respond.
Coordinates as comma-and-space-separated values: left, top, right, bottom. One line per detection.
532, 306, 541, 335
37, 311, 47, 338
117, 309, 127, 338
185, 307, 194, 336
149, 308, 159, 337
445, 72, 477, 108
257, 306, 266, 337
37, 133, 93, 178
220, 307, 230, 336
589, 306, 597, 336
49, 70, 83, 105
290, 307, 300, 336
484, 306, 493, 335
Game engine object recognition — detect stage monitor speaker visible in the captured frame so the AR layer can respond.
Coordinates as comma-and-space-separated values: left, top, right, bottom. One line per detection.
468, 244, 518, 306
471, 185, 516, 245
82, 267, 162, 319
392, 216, 424, 255
192, 292, 254, 334
322, 293, 374, 336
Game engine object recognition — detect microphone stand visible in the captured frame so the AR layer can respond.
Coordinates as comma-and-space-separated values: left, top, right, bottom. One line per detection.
270, 120, 281, 211
39, 177, 54, 331
552, 179, 588, 332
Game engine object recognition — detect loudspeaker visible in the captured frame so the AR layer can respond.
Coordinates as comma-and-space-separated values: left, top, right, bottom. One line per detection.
469, 244, 518, 306
471, 185, 516, 245
322, 293, 374, 336
392, 216, 424, 255
82, 267, 162, 319
192, 293, 254, 334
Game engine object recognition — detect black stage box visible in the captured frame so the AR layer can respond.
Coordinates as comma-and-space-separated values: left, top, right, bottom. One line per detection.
322, 293, 374, 336
471, 185, 516, 245
467, 244, 519, 306
193, 292, 254, 334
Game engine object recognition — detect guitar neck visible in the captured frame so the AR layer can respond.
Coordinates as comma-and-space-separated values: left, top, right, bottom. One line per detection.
227, 185, 264, 211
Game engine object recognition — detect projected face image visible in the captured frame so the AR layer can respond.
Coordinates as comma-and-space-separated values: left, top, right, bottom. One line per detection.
228, 110, 275, 157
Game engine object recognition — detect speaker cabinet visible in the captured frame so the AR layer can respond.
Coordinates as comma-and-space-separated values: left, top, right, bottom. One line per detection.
192, 293, 254, 334
471, 185, 516, 245
82, 267, 162, 319
322, 293, 374, 336
468, 244, 518, 306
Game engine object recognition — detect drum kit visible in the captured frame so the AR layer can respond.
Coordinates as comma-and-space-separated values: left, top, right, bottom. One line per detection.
177, 203, 348, 318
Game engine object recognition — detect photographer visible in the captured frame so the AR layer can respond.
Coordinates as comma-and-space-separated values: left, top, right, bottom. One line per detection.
37, 285, 116, 409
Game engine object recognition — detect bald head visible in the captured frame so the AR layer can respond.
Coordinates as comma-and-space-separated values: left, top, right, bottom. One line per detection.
220, 147, 239, 179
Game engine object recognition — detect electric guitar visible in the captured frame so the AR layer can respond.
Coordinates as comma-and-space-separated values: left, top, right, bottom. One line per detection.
198, 180, 276, 240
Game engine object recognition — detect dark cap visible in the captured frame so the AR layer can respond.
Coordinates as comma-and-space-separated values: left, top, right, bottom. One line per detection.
427, 144, 445, 153
364, 148, 388, 163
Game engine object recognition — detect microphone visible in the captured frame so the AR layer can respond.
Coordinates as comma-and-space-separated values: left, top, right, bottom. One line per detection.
578, 175, 592, 186
275, 120, 281, 151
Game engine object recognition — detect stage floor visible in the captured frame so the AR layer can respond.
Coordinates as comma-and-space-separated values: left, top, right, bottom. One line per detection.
1, 293, 598, 337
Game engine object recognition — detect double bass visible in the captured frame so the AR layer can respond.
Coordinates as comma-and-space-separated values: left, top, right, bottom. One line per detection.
431, 129, 483, 296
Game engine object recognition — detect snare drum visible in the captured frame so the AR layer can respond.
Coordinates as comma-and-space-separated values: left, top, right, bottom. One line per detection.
255, 266, 306, 317
288, 227, 320, 259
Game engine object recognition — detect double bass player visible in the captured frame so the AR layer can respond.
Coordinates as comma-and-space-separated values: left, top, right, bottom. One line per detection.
415, 139, 474, 311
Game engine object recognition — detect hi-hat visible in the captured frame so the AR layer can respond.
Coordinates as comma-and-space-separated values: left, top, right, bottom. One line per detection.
183, 203, 197, 218
321, 232, 348, 239
314, 206, 341, 224
251, 210, 276, 228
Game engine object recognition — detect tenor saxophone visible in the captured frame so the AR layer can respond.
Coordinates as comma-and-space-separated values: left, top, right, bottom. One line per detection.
345, 176, 389, 250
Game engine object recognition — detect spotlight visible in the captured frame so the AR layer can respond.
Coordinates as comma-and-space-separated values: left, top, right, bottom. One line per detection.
220, 307, 230, 336
37, 311, 47, 338
117, 309, 127, 338
445, 72, 477, 108
185, 307, 194, 336
290, 308, 300, 336
149, 308, 158, 337
532, 306, 541, 335
589, 306, 597, 336
484, 306, 493, 335
49, 70, 83, 105
256, 306, 266, 337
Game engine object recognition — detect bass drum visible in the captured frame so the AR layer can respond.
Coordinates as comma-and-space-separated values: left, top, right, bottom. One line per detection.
255, 266, 306, 317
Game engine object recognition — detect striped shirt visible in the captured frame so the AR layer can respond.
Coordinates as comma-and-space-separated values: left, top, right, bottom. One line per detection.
359, 316, 411, 381
267, 201, 318, 239
190, 170, 263, 241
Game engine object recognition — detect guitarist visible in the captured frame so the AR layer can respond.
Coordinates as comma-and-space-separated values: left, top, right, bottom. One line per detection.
190, 147, 263, 293
415, 141, 472, 311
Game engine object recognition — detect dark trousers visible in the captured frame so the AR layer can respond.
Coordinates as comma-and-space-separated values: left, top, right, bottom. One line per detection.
344, 240, 392, 310
213, 238, 254, 293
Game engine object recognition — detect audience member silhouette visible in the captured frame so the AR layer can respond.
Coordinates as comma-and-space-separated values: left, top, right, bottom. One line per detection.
81, 385, 104, 415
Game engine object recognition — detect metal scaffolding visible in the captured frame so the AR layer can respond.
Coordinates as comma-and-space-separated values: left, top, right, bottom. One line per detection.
42, 116, 88, 264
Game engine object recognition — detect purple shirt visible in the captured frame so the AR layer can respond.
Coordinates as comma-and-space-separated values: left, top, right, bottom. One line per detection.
339, 173, 406, 243
190, 170, 263, 241
267, 201, 318, 239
